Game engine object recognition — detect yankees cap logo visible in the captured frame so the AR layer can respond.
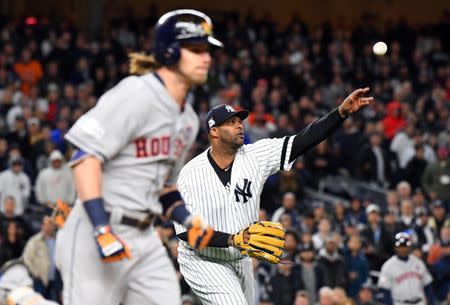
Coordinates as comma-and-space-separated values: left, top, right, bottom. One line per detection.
205, 104, 249, 131
225, 105, 235, 112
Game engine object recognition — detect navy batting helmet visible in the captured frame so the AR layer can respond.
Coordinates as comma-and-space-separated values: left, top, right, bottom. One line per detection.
153, 9, 223, 66
394, 232, 412, 247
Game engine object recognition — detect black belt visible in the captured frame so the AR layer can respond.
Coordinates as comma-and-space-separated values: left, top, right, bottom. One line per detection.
396, 298, 422, 304
106, 212, 155, 231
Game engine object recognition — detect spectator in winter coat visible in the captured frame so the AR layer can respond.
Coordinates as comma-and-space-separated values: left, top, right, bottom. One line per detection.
34, 150, 76, 206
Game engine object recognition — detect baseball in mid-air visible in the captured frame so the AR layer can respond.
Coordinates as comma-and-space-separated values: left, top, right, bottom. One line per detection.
373, 41, 388, 56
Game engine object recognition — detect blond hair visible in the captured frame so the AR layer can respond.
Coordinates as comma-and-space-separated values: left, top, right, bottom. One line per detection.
128, 53, 160, 75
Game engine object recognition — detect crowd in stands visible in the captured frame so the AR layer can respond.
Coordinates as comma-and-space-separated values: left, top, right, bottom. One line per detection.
0, 7, 449, 305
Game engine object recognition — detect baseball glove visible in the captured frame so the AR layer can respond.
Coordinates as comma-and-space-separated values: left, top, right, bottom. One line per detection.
232, 221, 286, 264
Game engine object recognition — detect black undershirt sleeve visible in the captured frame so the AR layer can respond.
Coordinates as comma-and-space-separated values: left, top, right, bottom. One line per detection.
289, 108, 346, 163
177, 231, 231, 248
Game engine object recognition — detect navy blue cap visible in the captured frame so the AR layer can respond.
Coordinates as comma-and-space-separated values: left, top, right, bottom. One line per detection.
206, 104, 249, 131
431, 200, 445, 209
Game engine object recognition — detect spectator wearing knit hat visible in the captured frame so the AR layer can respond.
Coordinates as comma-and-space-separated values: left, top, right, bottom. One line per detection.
34, 150, 75, 206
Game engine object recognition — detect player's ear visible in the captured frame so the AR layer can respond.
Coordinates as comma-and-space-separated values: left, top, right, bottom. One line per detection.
209, 127, 219, 139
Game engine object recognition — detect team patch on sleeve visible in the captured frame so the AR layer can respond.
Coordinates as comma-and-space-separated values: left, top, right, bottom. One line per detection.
78, 116, 106, 140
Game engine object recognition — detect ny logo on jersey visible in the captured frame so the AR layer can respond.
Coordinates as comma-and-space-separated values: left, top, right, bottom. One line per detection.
234, 179, 253, 203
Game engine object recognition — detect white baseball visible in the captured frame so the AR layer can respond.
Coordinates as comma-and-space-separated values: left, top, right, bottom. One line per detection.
373, 41, 388, 56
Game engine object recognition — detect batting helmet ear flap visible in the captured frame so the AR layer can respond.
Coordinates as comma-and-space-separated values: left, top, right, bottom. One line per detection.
159, 42, 181, 66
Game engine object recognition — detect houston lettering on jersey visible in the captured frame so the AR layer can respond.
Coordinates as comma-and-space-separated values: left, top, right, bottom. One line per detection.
395, 271, 423, 284
134, 135, 186, 158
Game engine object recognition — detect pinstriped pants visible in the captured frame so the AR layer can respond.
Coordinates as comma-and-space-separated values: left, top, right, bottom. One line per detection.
178, 252, 255, 305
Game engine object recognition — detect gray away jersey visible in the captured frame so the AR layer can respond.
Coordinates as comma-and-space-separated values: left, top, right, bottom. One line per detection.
175, 136, 295, 261
378, 255, 433, 301
65, 73, 199, 213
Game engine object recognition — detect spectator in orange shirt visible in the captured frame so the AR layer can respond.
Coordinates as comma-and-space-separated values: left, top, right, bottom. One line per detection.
13, 48, 43, 96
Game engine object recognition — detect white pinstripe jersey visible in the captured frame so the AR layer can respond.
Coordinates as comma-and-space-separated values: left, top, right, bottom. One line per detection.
65, 73, 199, 214
175, 136, 295, 261
378, 255, 433, 301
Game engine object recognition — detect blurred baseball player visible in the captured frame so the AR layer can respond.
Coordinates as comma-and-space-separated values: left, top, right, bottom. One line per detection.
55, 9, 222, 305
378, 232, 435, 305
174, 88, 373, 304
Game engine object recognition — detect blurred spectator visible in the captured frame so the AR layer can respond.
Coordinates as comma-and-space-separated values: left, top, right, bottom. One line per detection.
6, 114, 30, 157
294, 290, 310, 305
404, 143, 428, 190
27, 117, 45, 168
390, 123, 414, 171
253, 258, 272, 304
269, 114, 294, 139
0, 196, 31, 241
0, 156, 31, 215
35, 150, 75, 206
422, 147, 450, 201
318, 287, 335, 305
318, 234, 346, 288
386, 190, 400, 216
357, 132, 392, 186
344, 235, 369, 297
356, 282, 382, 305
22, 216, 61, 302
0, 221, 26, 266
0, 137, 9, 171
13, 47, 43, 96
270, 255, 298, 305
427, 227, 450, 302
299, 212, 316, 234
396, 181, 412, 201
342, 218, 360, 244
361, 204, 392, 271
279, 213, 294, 231
334, 117, 363, 176
428, 200, 450, 237
304, 140, 336, 187
333, 287, 354, 305
383, 101, 406, 141
398, 199, 415, 230
347, 198, 366, 225
271, 192, 300, 227
411, 207, 435, 255
284, 230, 299, 258
294, 242, 325, 305
333, 201, 347, 230
313, 218, 333, 250
402, 133, 437, 168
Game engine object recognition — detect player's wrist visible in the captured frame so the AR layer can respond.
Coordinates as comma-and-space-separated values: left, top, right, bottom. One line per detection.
338, 106, 349, 118
228, 234, 235, 247
83, 197, 109, 228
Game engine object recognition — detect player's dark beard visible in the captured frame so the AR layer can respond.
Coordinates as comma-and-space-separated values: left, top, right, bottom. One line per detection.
229, 138, 243, 151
